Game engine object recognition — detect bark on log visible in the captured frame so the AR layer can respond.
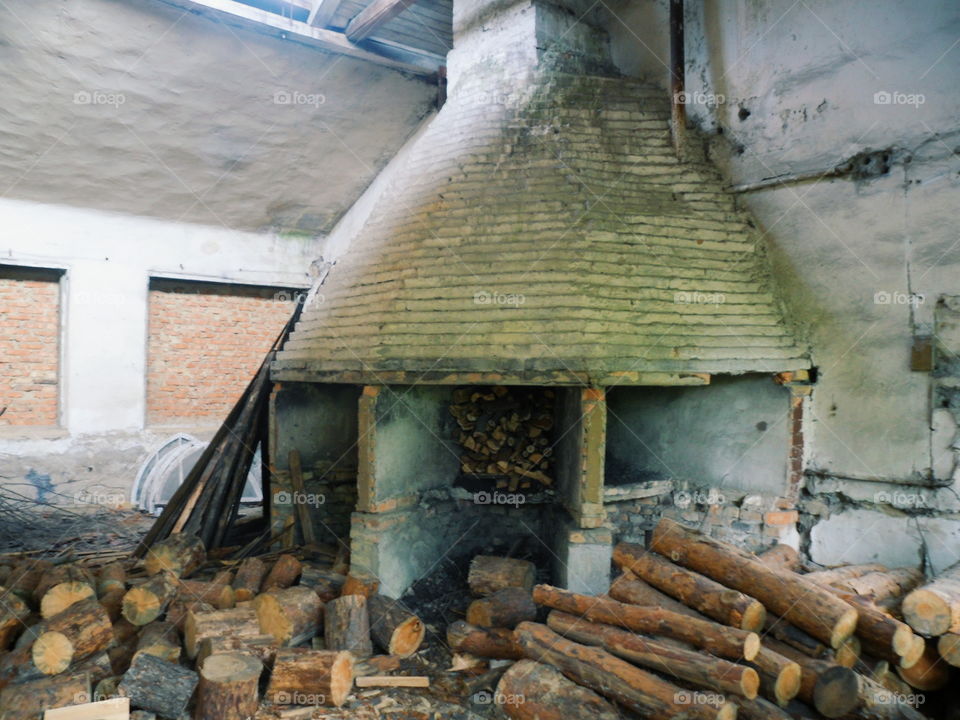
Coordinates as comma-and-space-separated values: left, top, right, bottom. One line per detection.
6, 560, 51, 605
35, 565, 97, 619
299, 567, 345, 602
532, 584, 760, 661
614, 544, 766, 631
165, 599, 214, 631
177, 578, 235, 609
546, 610, 760, 699
325, 594, 372, 658
134, 621, 181, 663
143, 533, 206, 578
901, 560, 960, 636
340, 571, 380, 598
117, 652, 199, 717
196, 633, 278, 669
260, 554, 302, 592
513, 622, 735, 720
468, 556, 536, 597
0, 587, 30, 650
122, 570, 179, 625
354, 655, 402, 676
96, 562, 127, 597
265, 647, 353, 707
33, 565, 95, 606
0, 673, 91, 720
936, 631, 960, 667
894, 640, 949, 690
732, 696, 795, 720
496, 659, 621, 720
71, 651, 113, 686
841, 594, 917, 666
609, 572, 705, 618
185, 606, 261, 659
196, 652, 262, 720
651, 517, 859, 648
98, 588, 125, 623
762, 637, 851, 709
815, 666, 928, 719
748, 646, 802, 706
446, 621, 523, 659
841, 568, 924, 601
805, 564, 888, 587
466, 587, 536, 629
254, 586, 322, 647
756, 544, 801, 571
763, 616, 827, 658
231, 557, 266, 602
367, 595, 424, 657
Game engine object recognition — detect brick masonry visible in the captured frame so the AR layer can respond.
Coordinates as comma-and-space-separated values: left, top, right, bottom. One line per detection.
147, 279, 299, 425
0, 266, 61, 426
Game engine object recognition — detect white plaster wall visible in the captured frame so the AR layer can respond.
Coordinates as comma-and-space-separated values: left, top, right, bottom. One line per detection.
0, 197, 319, 500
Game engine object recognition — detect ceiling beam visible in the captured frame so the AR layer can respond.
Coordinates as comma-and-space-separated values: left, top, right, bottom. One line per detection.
155, 0, 440, 75
345, 0, 419, 42
307, 0, 344, 27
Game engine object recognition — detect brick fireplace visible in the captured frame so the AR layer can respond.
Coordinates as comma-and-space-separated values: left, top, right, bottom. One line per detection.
268, 0, 809, 597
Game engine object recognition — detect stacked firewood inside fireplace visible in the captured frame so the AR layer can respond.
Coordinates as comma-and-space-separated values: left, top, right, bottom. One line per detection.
449, 386, 555, 492
448, 518, 954, 720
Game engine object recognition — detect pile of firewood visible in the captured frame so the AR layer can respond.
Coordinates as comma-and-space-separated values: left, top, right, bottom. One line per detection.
450, 386, 555, 491
448, 518, 951, 720
0, 534, 426, 719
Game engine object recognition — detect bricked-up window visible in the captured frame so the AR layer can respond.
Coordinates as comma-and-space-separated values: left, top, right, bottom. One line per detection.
147, 279, 300, 425
0, 265, 62, 426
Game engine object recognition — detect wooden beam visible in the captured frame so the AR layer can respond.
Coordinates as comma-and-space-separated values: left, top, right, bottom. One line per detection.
154, 0, 439, 75
307, 0, 344, 27
345, 0, 419, 42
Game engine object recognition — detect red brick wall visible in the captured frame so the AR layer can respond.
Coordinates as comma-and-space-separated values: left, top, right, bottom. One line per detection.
147, 279, 299, 425
0, 267, 61, 426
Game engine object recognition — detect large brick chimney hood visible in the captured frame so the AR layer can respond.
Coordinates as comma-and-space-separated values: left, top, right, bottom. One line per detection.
273, 0, 808, 386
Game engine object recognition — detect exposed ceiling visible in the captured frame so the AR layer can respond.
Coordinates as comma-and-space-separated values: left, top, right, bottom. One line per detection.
0, 0, 441, 233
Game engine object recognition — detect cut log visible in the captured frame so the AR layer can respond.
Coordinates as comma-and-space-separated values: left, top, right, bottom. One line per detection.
96, 563, 127, 597
299, 566, 345, 602
143, 533, 206, 578
513, 622, 735, 720
33, 565, 95, 606
763, 637, 852, 709
832, 634, 861, 668
325, 594, 372, 658
231, 557, 266, 602
260, 554, 302, 592
265, 648, 353, 707
805, 564, 888, 587
196, 633, 278, 668
446, 620, 523, 659
895, 640, 949, 690
816, 666, 927, 719
901, 560, 960, 636
184, 605, 261, 659
841, 567, 924, 601
546, 610, 759, 699
31, 630, 73, 675
254, 586, 322, 647
749, 645, 802, 706
468, 556, 535, 596
763, 616, 827, 658
134, 621, 180, 663
35, 565, 97, 619
496, 659, 621, 720
177, 578, 235, 609
196, 652, 262, 720
340, 571, 380, 598
6, 559, 52, 605
651, 517, 859, 648
121, 570, 179, 625
354, 654, 402, 676
466, 587, 536, 629
0, 673, 91, 720
732, 696, 795, 720
98, 588, 125, 623
756, 544, 801, 571
614, 544, 766, 631
841, 594, 916, 665
165, 599, 214, 631
71, 651, 113, 686
0, 586, 30, 649
532, 584, 759, 661
609, 572, 705, 619
936, 631, 960, 667
118, 652, 199, 717
367, 595, 424, 657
